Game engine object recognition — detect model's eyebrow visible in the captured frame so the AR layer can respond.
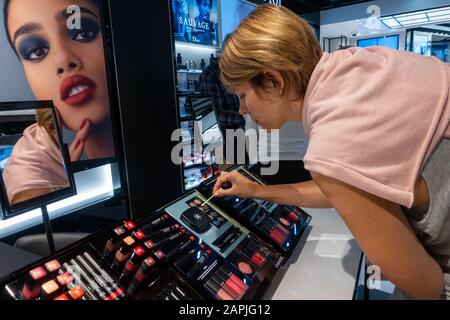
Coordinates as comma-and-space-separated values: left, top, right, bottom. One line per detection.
13, 22, 42, 45
59, 6, 99, 20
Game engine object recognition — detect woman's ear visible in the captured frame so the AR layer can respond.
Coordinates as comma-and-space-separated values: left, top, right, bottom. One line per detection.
264, 70, 285, 98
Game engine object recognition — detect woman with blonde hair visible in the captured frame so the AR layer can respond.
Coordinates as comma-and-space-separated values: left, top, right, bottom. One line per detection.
2, 107, 69, 205
213, 4, 450, 299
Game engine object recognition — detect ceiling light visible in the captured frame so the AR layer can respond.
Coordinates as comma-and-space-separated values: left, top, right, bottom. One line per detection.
381, 6, 450, 29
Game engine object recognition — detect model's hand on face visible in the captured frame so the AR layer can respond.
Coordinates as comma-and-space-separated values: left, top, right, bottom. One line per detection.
213, 171, 258, 199
69, 118, 90, 161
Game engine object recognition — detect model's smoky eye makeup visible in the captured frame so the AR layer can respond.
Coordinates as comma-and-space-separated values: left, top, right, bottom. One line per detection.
68, 17, 100, 42
17, 36, 49, 62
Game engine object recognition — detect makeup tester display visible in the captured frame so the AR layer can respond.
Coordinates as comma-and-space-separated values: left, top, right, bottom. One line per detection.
0, 166, 311, 300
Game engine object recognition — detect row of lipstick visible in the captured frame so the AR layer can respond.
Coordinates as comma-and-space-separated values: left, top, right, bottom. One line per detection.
102, 217, 275, 300
20, 252, 125, 300
103, 217, 221, 296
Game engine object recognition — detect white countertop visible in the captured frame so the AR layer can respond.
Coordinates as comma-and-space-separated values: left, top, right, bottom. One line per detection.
263, 208, 362, 300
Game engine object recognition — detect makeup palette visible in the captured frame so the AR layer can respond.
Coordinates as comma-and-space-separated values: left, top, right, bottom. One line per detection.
200, 165, 311, 255
0, 166, 310, 301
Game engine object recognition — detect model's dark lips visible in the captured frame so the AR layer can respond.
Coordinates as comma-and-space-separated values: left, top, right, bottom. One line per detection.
60, 74, 97, 106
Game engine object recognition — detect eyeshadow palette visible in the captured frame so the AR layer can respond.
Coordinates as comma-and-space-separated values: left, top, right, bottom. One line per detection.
199, 166, 311, 256
0, 166, 310, 300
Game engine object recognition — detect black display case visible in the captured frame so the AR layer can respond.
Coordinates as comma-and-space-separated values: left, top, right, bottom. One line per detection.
0, 166, 310, 301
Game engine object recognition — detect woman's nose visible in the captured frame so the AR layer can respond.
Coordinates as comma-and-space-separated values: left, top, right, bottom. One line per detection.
54, 44, 83, 75
239, 104, 248, 116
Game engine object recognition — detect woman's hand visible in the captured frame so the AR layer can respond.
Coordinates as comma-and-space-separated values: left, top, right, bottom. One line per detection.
212, 171, 259, 198
69, 119, 91, 161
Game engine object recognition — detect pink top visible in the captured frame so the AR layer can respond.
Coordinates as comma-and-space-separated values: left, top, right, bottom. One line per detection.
303, 47, 450, 208
2, 124, 69, 203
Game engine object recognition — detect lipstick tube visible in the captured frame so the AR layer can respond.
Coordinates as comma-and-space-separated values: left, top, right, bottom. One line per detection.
41, 280, 62, 300
103, 226, 126, 257
122, 246, 147, 280
143, 228, 185, 251
127, 257, 157, 295
218, 267, 249, 292
165, 236, 196, 261
210, 273, 244, 300
21, 266, 48, 300
203, 279, 234, 300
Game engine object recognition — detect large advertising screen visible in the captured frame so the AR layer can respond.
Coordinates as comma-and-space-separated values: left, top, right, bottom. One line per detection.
220, 0, 256, 43
172, 0, 219, 46
0, 0, 117, 169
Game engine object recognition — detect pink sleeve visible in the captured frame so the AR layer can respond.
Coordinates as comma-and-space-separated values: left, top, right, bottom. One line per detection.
303, 47, 450, 208
2, 124, 69, 203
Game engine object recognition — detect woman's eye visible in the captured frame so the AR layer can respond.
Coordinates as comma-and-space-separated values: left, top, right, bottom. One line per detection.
18, 37, 50, 62
69, 18, 100, 42
28, 47, 49, 60
73, 30, 96, 41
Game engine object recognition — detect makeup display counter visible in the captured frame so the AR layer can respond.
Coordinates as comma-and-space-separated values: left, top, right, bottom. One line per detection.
0, 166, 311, 300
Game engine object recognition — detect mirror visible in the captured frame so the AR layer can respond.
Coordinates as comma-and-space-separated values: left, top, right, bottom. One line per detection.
0, 100, 76, 219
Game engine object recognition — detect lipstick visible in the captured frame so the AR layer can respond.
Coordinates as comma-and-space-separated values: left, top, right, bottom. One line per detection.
241, 245, 267, 269
44, 260, 61, 278
104, 226, 126, 256
123, 221, 136, 231
165, 236, 196, 261
203, 279, 234, 300
41, 280, 62, 300
122, 246, 147, 279
113, 236, 136, 267
143, 228, 185, 252
67, 287, 85, 300
132, 214, 171, 239
218, 267, 249, 292
60, 74, 97, 106
261, 220, 287, 246
127, 257, 157, 295
54, 293, 70, 301
21, 266, 47, 300
210, 273, 244, 300
56, 272, 74, 287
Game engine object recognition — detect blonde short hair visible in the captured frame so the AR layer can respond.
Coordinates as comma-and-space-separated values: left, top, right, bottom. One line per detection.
220, 4, 322, 97
36, 108, 56, 141
36, 108, 53, 128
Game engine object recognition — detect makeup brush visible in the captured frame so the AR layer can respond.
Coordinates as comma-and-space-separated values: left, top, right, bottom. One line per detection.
201, 182, 232, 207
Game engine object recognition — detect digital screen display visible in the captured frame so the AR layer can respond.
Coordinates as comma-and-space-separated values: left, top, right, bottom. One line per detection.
172, 0, 219, 46
220, 0, 256, 43
0, 101, 75, 217
0, 0, 117, 168
358, 35, 399, 50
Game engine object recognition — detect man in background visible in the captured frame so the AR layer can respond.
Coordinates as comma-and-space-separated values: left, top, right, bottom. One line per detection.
198, 35, 245, 165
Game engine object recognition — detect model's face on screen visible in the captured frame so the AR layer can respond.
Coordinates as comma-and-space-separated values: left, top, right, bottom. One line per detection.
7, 0, 110, 134
198, 0, 211, 18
